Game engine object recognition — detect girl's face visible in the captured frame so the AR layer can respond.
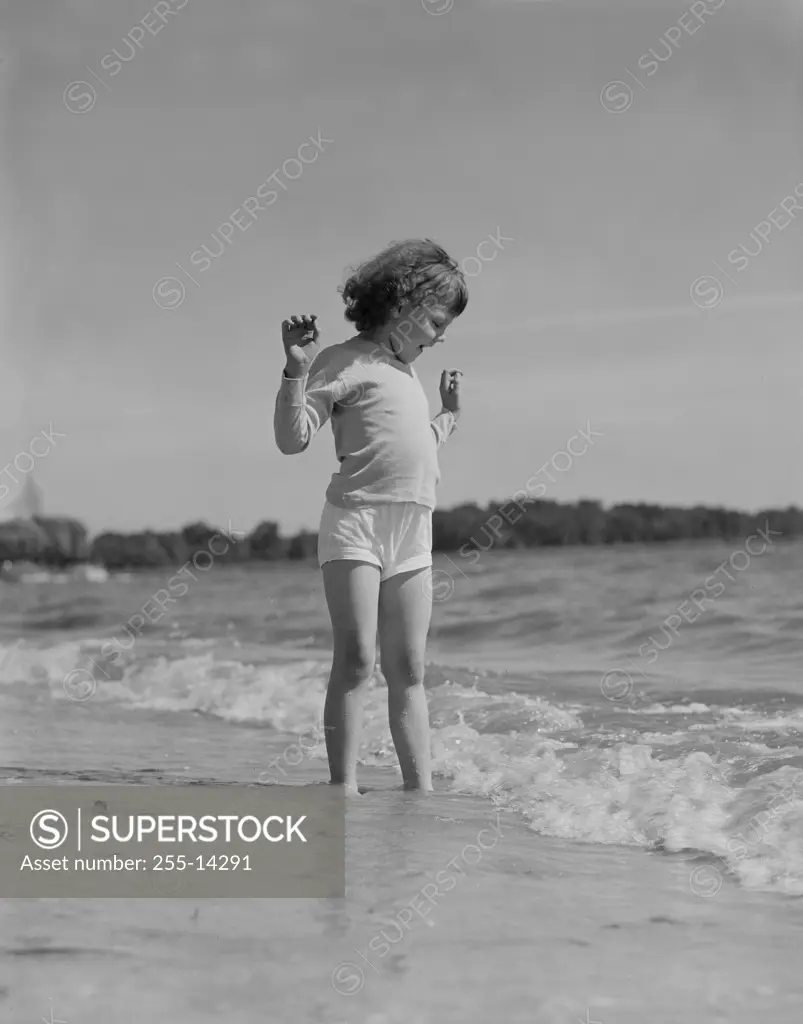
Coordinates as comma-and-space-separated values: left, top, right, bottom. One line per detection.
384, 299, 454, 363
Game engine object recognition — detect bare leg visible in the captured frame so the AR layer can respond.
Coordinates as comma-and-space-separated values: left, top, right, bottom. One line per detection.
378, 567, 433, 792
321, 560, 381, 790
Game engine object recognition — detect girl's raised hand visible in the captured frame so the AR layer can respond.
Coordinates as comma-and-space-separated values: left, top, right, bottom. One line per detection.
282, 314, 319, 377
439, 369, 462, 415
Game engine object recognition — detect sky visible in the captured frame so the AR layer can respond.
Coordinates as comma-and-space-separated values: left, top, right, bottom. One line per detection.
2, 0, 802, 536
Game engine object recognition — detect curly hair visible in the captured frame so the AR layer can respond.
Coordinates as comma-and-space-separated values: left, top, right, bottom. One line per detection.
339, 239, 468, 333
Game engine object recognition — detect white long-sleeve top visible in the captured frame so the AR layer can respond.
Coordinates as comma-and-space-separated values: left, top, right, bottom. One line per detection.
274, 336, 458, 510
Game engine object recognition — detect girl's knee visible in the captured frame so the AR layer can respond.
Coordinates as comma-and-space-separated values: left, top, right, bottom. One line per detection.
382, 650, 426, 687
333, 632, 375, 685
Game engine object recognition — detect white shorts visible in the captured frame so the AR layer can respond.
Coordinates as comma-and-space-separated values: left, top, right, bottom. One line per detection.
317, 501, 433, 581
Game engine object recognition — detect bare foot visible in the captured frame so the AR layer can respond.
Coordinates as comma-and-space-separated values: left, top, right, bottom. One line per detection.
328, 781, 363, 798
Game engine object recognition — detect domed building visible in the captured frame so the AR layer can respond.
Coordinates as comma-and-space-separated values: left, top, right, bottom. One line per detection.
0, 476, 89, 568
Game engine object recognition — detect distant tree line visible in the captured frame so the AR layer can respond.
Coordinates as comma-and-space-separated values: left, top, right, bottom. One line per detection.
432, 500, 802, 551
0, 501, 800, 569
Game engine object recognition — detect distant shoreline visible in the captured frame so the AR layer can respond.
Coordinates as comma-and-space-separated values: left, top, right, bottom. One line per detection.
0, 499, 800, 570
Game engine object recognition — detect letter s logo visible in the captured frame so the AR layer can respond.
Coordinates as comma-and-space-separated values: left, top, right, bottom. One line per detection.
600, 81, 634, 114
63, 81, 97, 114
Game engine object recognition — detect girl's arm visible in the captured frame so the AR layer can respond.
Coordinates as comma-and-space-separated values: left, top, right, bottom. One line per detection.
274, 358, 337, 454
274, 314, 335, 454
430, 408, 459, 449
430, 369, 462, 449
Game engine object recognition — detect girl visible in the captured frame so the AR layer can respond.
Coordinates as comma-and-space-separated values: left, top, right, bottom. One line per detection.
274, 239, 467, 792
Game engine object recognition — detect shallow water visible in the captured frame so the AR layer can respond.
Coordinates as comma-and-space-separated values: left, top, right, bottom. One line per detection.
2, 541, 802, 1021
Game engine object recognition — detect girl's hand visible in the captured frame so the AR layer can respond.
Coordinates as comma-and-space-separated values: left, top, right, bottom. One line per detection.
282, 314, 319, 377
439, 369, 462, 415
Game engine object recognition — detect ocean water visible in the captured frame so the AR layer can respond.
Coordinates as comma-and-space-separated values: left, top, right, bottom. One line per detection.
2, 541, 803, 1023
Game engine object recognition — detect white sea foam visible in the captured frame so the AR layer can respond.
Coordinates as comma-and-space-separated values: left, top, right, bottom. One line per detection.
4, 638, 803, 893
